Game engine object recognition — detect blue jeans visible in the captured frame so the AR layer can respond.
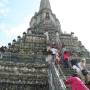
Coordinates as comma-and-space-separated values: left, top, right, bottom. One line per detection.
52, 54, 55, 63
63, 60, 69, 68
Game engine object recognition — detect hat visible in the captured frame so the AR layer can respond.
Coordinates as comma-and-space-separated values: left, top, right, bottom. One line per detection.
81, 58, 86, 62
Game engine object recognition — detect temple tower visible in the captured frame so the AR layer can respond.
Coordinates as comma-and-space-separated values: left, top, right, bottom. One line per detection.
30, 0, 62, 43
39, 0, 51, 11
0, 0, 90, 90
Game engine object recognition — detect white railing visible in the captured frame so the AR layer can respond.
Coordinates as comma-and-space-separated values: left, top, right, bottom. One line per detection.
48, 62, 67, 90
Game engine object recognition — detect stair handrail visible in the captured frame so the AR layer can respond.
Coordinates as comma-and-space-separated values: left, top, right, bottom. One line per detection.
57, 65, 66, 80
52, 63, 67, 90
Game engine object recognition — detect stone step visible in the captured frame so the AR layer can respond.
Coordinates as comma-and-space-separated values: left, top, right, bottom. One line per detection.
56, 65, 72, 90
0, 60, 49, 88
86, 58, 90, 64
59, 65, 76, 76
0, 83, 49, 90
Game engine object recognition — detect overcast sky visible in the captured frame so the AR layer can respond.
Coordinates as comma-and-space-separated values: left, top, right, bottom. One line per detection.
0, 0, 90, 51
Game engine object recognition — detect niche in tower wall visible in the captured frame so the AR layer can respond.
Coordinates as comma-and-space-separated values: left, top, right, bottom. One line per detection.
46, 12, 50, 19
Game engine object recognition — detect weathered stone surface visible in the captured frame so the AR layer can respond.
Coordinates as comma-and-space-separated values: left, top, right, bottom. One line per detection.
0, 0, 90, 90
0, 61, 49, 90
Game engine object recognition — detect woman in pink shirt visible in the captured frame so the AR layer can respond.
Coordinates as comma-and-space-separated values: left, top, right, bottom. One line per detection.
63, 51, 71, 68
65, 74, 89, 90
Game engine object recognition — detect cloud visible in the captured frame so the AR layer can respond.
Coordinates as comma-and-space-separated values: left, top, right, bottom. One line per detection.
1, 0, 9, 4
0, 0, 90, 52
50, 0, 90, 51
6, 24, 28, 40
4, 16, 31, 43
0, 2, 4, 7
0, 41, 6, 47
0, 10, 31, 46
0, 23, 6, 31
0, 0, 9, 16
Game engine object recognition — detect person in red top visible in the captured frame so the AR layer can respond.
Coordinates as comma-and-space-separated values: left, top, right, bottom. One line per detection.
63, 51, 71, 68
65, 73, 89, 90
64, 51, 70, 60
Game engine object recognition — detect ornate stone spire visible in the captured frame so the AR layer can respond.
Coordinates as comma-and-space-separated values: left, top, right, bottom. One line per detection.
39, 0, 51, 11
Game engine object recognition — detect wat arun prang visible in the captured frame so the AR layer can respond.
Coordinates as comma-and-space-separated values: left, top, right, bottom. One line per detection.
0, 0, 90, 90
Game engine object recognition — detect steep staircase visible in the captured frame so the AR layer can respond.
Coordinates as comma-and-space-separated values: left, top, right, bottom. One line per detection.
56, 64, 75, 90
0, 60, 49, 90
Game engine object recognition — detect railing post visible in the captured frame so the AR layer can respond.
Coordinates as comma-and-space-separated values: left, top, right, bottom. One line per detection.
48, 61, 67, 90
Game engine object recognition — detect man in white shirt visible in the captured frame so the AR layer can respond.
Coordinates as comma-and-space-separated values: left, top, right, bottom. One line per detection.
51, 47, 57, 62
77, 58, 89, 82
78, 58, 86, 71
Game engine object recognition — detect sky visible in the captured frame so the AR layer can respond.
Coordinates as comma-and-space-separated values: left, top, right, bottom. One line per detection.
0, 0, 90, 51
